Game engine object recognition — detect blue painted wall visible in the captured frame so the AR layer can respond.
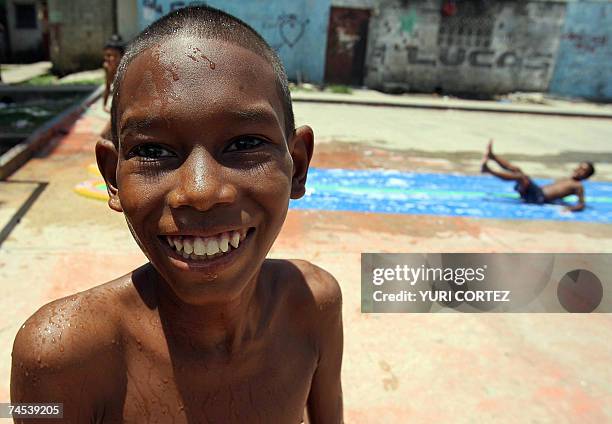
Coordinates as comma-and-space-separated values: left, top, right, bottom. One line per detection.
137, 0, 331, 83
550, 1, 612, 100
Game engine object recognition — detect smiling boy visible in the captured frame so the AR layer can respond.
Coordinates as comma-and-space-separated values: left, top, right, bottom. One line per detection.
11, 6, 343, 423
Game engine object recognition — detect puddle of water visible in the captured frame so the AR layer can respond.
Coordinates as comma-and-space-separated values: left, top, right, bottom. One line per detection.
0, 94, 85, 155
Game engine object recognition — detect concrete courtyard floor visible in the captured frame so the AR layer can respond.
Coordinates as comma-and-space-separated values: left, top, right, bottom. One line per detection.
1, 99, 611, 422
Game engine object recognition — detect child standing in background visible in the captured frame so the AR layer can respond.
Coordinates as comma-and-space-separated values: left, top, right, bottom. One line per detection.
101, 34, 125, 140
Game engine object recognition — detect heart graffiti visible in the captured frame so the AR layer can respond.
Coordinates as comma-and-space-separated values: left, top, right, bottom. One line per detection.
278, 14, 310, 48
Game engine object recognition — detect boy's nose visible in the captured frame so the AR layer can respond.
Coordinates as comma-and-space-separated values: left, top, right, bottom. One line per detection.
167, 147, 237, 211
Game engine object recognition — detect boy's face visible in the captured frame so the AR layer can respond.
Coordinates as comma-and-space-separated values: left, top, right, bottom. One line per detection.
97, 37, 312, 304
572, 162, 592, 180
103, 47, 122, 69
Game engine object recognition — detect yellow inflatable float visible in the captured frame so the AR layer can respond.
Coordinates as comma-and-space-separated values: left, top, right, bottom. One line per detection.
73, 163, 108, 201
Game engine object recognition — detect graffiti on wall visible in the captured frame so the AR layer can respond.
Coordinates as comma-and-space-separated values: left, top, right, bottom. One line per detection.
562, 32, 608, 53
278, 14, 309, 47
141, 0, 207, 23
142, 0, 163, 14
372, 44, 552, 71
400, 10, 418, 35
138, 0, 330, 83
263, 14, 310, 50
169, 1, 207, 11
141, 3, 309, 51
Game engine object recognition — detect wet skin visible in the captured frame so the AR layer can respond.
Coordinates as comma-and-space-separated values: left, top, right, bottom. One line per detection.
103, 47, 122, 76
103, 47, 123, 110
541, 163, 591, 211
11, 38, 343, 423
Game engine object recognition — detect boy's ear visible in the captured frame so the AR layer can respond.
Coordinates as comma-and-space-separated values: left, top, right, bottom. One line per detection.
95, 138, 122, 212
289, 125, 314, 199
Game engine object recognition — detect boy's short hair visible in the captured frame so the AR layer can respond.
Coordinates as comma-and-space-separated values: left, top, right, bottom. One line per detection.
110, 5, 295, 147
585, 161, 595, 178
104, 34, 125, 55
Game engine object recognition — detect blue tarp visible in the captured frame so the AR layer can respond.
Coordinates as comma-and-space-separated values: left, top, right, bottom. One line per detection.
290, 168, 612, 223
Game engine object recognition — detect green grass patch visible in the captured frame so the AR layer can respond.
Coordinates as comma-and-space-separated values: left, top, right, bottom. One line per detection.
289, 84, 316, 93
20, 73, 59, 86
326, 85, 353, 94
19, 73, 104, 86
59, 77, 104, 86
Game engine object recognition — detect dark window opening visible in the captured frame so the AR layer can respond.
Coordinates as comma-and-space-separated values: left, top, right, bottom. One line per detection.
16, 4, 37, 29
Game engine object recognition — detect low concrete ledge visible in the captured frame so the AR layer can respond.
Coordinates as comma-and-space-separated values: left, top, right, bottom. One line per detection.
0, 85, 103, 180
291, 91, 612, 120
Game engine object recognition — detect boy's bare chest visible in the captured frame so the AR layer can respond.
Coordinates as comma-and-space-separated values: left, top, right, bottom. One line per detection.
119, 320, 317, 423
543, 179, 576, 199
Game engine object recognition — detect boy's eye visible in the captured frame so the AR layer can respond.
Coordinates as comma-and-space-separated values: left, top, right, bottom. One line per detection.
225, 136, 266, 152
129, 144, 174, 160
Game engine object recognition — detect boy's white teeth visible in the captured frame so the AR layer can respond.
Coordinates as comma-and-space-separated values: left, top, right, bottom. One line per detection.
174, 238, 183, 251
193, 237, 206, 255
230, 232, 240, 248
183, 238, 194, 254
165, 230, 247, 260
206, 238, 220, 255
220, 233, 229, 253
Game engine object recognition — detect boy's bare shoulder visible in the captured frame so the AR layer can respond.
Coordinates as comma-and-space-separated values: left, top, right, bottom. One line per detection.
265, 259, 342, 318
12, 272, 136, 375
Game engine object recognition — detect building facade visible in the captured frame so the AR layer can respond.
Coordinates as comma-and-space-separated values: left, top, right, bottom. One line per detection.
4, 0, 47, 62
40, 0, 612, 101
47, 0, 114, 73
331, 0, 565, 95
330, 0, 612, 101
549, 0, 612, 101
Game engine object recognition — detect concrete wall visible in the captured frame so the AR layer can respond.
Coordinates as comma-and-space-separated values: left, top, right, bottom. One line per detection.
364, 0, 566, 95
136, 0, 331, 83
549, 1, 612, 101
47, 0, 114, 74
118, 0, 139, 43
5, 0, 44, 60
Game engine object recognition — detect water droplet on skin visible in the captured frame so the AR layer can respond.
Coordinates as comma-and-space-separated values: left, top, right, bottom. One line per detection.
163, 378, 168, 384
59, 345, 64, 353
51, 337, 56, 344
200, 54, 216, 70
25, 371, 29, 376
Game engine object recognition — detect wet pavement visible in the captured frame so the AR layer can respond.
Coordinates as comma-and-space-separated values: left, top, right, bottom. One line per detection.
0, 99, 611, 422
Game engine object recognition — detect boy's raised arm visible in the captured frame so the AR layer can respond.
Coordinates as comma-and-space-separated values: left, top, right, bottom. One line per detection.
306, 268, 344, 423
566, 183, 586, 212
